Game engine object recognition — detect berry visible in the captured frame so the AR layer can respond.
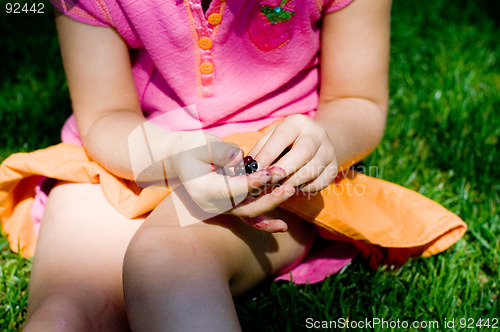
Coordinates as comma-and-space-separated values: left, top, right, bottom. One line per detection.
243, 156, 253, 164
245, 160, 259, 174
234, 155, 259, 175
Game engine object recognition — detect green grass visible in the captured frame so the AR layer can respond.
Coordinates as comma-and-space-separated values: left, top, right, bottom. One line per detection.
0, 0, 71, 161
1, 0, 499, 330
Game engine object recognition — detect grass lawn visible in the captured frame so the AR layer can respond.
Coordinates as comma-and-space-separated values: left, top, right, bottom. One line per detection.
1, 0, 499, 330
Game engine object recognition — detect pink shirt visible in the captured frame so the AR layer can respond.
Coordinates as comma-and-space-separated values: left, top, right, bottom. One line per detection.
51, 0, 354, 139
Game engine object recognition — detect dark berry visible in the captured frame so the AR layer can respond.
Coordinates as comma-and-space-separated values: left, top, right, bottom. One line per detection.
245, 160, 259, 174
243, 156, 253, 164
233, 155, 259, 175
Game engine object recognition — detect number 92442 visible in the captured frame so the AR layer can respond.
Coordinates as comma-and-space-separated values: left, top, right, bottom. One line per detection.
6, 3, 44, 14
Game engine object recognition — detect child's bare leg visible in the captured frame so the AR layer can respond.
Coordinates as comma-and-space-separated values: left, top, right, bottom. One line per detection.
24, 182, 142, 332
123, 193, 317, 332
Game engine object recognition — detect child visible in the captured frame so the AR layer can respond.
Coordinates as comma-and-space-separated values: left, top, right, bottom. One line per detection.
0, 0, 466, 330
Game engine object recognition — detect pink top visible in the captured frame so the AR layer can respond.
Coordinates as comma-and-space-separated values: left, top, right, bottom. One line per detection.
51, 0, 354, 139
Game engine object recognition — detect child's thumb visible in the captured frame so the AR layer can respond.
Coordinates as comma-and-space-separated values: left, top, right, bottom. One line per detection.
240, 215, 288, 233
208, 141, 243, 167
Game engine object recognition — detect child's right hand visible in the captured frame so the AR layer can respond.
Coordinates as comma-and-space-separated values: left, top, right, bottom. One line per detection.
168, 131, 292, 232
168, 131, 268, 213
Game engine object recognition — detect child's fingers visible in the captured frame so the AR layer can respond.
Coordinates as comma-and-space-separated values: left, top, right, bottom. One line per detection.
267, 135, 321, 182
223, 170, 274, 202
185, 139, 243, 168
246, 128, 274, 161
252, 125, 300, 169
239, 215, 288, 233
208, 141, 244, 167
182, 170, 273, 213
295, 160, 338, 193
170, 141, 243, 184
228, 184, 296, 219
279, 144, 336, 187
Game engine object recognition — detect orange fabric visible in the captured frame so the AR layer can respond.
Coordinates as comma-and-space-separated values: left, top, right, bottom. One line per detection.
0, 131, 466, 267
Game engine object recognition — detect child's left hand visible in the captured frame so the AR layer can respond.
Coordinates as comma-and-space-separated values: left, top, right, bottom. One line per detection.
225, 114, 337, 233
248, 114, 339, 193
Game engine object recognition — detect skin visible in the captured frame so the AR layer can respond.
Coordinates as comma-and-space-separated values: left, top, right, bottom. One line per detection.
23, 0, 391, 330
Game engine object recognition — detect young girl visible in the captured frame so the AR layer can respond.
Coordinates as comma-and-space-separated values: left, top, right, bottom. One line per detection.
0, 0, 466, 330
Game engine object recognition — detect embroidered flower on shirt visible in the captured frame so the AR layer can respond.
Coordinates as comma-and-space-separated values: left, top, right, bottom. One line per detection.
260, 0, 295, 24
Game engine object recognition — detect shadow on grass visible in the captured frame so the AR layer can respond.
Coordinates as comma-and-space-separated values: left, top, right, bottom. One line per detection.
0, 0, 71, 160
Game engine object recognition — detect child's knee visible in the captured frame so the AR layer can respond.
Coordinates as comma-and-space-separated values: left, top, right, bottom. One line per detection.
24, 292, 123, 332
124, 226, 183, 273
123, 225, 228, 287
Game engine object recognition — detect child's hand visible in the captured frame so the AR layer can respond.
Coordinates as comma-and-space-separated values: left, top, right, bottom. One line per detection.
248, 114, 339, 193
169, 132, 275, 215
168, 131, 296, 233
228, 181, 296, 233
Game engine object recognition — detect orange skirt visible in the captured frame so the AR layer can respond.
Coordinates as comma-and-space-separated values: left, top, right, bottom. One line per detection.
0, 129, 466, 268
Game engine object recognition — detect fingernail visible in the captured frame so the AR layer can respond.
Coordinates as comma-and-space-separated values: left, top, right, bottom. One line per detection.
248, 172, 271, 188
253, 220, 269, 229
245, 215, 268, 225
284, 186, 295, 197
257, 170, 272, 181
227, 148, 242, 161
267, 166, 286, 183
267, 166, 286, 175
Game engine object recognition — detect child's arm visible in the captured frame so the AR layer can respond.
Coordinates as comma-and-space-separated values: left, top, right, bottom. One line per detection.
56, 16, 290, 230
56, 15, 148, 180
249, 0, 391, 192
